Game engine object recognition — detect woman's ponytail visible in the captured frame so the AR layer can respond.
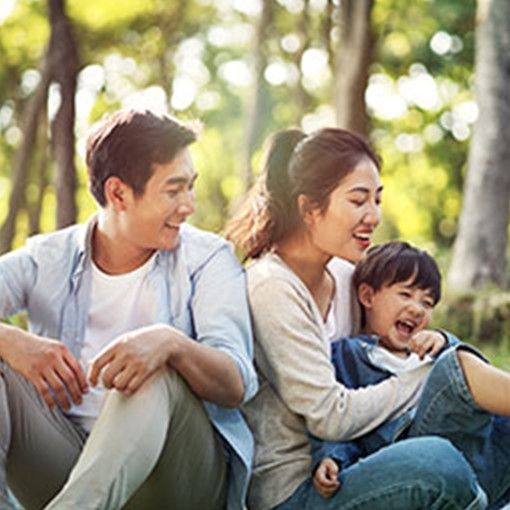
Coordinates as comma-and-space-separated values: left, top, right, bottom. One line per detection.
225, 129, 305, 260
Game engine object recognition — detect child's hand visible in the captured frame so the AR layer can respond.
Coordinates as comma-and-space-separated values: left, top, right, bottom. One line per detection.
409, 330, 446, 359
313, 458, 340, 498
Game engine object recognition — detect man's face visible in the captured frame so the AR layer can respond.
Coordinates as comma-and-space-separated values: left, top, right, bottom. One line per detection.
119, 148, 196, 254
359, 278, 435, 356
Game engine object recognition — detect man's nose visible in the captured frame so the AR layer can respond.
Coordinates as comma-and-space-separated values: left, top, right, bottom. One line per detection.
178, 190, 195, 217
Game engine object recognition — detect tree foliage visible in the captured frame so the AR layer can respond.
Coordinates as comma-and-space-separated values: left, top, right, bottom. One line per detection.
2, 0, 507, 291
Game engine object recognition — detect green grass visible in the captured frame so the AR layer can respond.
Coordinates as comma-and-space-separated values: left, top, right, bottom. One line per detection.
475, 343, 510, 371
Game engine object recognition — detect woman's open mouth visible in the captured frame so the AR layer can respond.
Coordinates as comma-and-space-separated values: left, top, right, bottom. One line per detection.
353, 232, 372, 249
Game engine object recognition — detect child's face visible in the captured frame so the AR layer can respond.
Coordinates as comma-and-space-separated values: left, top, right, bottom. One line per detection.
358, 278, 436, 355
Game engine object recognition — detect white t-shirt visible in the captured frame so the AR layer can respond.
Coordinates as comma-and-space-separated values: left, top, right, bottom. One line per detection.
67, 254, 157, 432
326, 257, 357, 340
368, 346, 433, 374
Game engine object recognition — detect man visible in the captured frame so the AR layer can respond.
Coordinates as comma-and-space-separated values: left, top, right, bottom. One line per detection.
0, 110, 257, 510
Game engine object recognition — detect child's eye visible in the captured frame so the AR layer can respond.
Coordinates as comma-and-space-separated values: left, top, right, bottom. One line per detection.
423, 299, 434, 309
399, 291, 412, 298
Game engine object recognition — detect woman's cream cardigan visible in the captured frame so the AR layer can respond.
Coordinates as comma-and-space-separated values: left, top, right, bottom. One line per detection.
243, 253, 428, 510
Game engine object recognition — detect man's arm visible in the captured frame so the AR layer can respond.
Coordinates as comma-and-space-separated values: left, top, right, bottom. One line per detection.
89, 242, 256, 407
89, 324, 244, 407
0, 323, 88, 409
0, 247, 88, 409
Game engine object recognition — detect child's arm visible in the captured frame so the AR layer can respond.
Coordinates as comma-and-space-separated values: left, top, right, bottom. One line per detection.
310, 436, 362, 473
313, 457, 340, 497
310, 436, 363, 497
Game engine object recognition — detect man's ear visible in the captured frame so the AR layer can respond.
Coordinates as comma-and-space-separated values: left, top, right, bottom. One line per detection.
357, 283, 375, 309
297, 193, 318, 227
103, 176, 130, 211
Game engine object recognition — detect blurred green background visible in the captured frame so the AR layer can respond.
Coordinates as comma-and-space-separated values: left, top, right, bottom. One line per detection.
1, 0, 510, 363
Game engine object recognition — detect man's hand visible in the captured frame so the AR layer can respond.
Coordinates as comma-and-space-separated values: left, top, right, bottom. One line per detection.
313, 458, 340, 498
409, 330, 446, 360
3, 332, 88, 410
89, 324, 177, 395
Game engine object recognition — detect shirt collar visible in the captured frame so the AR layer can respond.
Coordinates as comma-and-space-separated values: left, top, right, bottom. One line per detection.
73, 214, 98, 278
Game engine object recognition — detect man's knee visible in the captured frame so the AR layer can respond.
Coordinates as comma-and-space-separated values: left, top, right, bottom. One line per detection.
100, 370, 197, 418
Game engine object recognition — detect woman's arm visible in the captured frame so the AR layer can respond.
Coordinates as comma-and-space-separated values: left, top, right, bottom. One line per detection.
249, 275, 428, 441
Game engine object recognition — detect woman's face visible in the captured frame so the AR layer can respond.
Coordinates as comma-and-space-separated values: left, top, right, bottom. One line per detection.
307, 158, 382, 263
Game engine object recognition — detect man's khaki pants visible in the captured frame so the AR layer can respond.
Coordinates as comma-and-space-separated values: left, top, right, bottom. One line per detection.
0, 360, 227, 510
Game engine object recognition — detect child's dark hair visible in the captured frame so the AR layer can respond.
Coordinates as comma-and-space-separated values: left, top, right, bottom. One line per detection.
353, 241, 442, 304
86, 110, 198, 206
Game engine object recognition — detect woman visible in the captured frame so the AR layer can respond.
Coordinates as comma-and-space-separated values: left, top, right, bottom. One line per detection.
226, 128, 486, 510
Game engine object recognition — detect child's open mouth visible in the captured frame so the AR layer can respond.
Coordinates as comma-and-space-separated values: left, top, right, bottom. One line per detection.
395, 320, 416, 337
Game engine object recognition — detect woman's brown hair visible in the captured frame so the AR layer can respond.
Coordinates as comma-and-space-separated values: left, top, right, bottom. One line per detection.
226, 127, 380, 260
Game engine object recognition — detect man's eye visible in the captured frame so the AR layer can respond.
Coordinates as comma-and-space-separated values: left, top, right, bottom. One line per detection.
166, 189, 179, 197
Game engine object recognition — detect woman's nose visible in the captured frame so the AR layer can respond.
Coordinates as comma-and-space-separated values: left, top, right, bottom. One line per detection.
364, 201, 381, 227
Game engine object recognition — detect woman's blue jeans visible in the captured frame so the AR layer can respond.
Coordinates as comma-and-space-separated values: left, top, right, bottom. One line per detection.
407, 347, 510, 509
275, 435, 486, 509
275, 346, 497, 510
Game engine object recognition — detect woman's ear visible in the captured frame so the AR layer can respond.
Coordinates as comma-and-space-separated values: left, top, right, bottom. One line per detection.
297, 193, 318, 226
103, 176, 130, 211
357, 283, 375, 309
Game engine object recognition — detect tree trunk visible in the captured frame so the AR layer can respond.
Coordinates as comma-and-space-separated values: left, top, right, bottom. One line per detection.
241, 0, 274, 192
157, 2, 186, 94
322, 0, 334, 68
28, 116, 50, 236
0, 53, 51, 254
291, 0, 312, 124
447, 0, 510, 292
333, 0, 374, 136
48, 0, 78, 228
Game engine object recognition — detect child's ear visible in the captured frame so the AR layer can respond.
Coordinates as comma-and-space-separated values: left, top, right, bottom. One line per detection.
357, 283, 375, 309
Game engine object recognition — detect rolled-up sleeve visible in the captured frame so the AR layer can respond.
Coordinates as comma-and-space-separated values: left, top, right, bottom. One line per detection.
0, 248, 37, 319
191, 244, 258, 403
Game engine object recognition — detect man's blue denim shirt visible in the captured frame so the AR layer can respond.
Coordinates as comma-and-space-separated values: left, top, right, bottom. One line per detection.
0, 217, 258, 510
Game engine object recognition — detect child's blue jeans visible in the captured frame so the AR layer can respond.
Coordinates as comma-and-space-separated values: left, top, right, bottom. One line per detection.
407, 346, 510, 509
276, 345, 505, 510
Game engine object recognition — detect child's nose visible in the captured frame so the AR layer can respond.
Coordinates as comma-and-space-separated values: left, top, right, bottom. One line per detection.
409, 301, 425, 318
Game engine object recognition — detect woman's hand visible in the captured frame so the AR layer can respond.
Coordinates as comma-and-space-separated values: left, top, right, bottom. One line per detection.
409, 330, 446, 359
313, 457, 340, 498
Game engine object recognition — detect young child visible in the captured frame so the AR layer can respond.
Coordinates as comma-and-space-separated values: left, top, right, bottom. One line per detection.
312, 241, 510, 507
